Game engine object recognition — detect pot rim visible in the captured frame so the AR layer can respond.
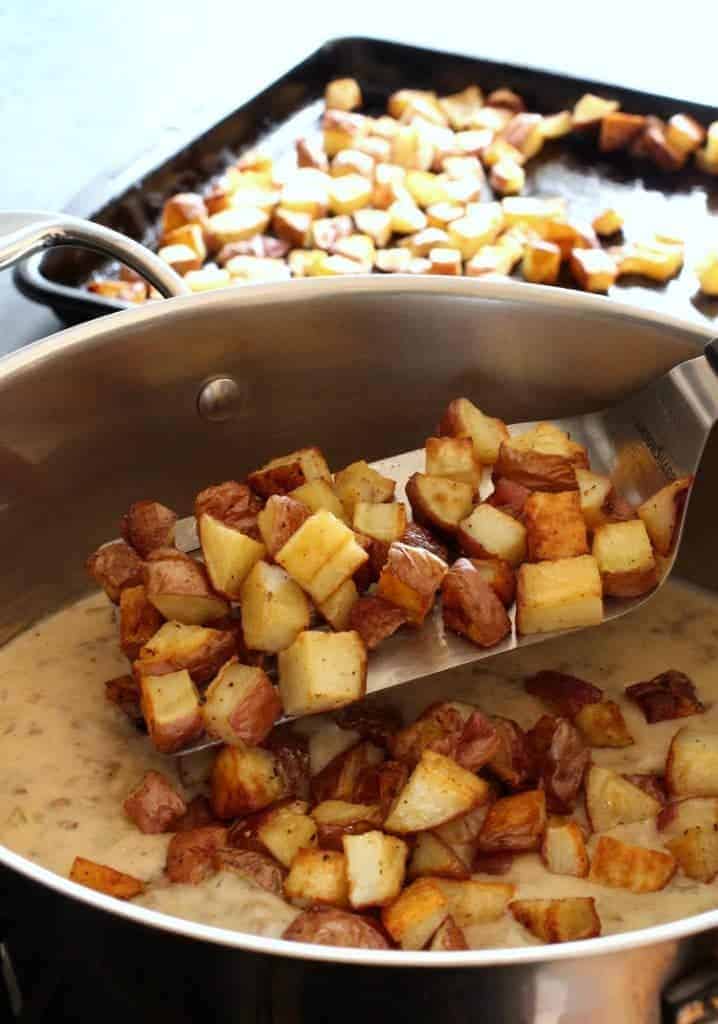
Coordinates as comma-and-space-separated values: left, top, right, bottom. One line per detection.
1, 275, 714, 966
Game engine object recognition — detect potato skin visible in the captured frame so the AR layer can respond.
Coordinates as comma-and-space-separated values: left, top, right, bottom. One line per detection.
213, 847, 286, 895
121, 500, 177, 557
123, 770, 186, 834
119, 585, 164, 661
86, 540, 144, 603
282, 908, 390, 949
494, 444, 579, 492
441, 558, 511, 648
258, 495, 311, 558
104, 674, 144, 728
195, 480, 263, 539
211, 744, 290, 819
348, 595, 407, 650
524, 491, 588, 562
166, 825, 228, 884
376, 541, 448, 625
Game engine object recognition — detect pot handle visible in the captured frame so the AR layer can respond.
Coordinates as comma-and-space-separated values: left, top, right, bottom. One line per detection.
0, 211, 188, 298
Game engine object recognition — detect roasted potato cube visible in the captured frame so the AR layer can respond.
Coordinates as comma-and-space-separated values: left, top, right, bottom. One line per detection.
325, 77, 362, 111
317, 579, 359, 631
184, 265, 233, 292
144, 552, 229, 625
284, 848, 350, 909
522, 239, 561, 284
278, 630, 367, 717
495, 422, 586, 492
348, 594, 407, 650
161, 192, 208, 234
658, 797, 718, 836
198, 514, 266, 601
637, 476, 692, 556
585, 765, 661, 832
439, 397, 509, 464
391, 125, 435, 172
599, 111, 646, 151
614, 236, 685, 282
541, 819, 589, 877
572, 93, 620, 129
207, 207, 270, 245
592, 519, 657, 597
257, 495, 311, 559
353, 502, 407, 544
429, 915, 469, 950
195, 480, 262, 536
589, 836, 675, 892
203, 659, 281, 746
283, 907, 389, 948
352, 207, 392, 247
592, 208, 623, 237
448, 205, 504, 259
427, 247, 461, 275
272, 208, 312, 247
539, 110, 572, 139
696, 250, 718, 296
249, 447, 331, 498
139, 669, 203, 753
524, 668, 603, 716
626, 670, 704, 725
310, 214, 353, 250
331, 233, 375, 270
372, 162, 407, 208
387, 198, 427, 235
165, 825, 228, 883
211, 743, 290, 819
87, 278, 147, 302
425, 436, 482, 489
441, 557, 511, 648
569, 248, 617, 293
389, 701, 467, 766
406, 473, 474, 535
290, 479, 346, 522
280, 168, 331, 218
437, 85, 484, 130
322, 110, 370, 156
574, 700, 633, 748
334, 460, 395, 516
296, 136, 329, 172
118, 585, 164, 660
665, 826, 718, 883
574, 468, 614, 530
387, 88, 439, 120
466, 558, 516, 606
311, 740, 384, 802
328, 174, 373, 216
123, 770, 186, 834
376, 541, 448, 625
381, 878, 448, 950
434, 879, 514, 926
405, 170, 450, 208
516, 555, 603, 635
276, 509, 368, 603
510, 897, 600, 943
426, 201, 465, 230
478, 790, 546, 852
666, 728, 718, 797
524, 491, 589, 562
158, 243, 202, 276
342, 830, 408, 909
120, 500, 176, 557
331, 148, 375, 179
458, 504, 527, 566
252, 803, 318, 869
137, 620, 235, 685
70, 857, 144, 899
633, 119, 687, 170
375, 247, 412, 273
486, 477, 531, 519
408, 831, 470, 881
311, 800, 384, 850
383, 749, 489, 833
239, 561, 311, 653
490, 156, 526, 197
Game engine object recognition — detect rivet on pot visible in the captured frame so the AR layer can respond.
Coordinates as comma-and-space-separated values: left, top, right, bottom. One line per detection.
197, 377, 243, 423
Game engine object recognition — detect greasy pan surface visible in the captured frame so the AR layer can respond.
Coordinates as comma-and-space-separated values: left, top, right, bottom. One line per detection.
1, 275, 717, 965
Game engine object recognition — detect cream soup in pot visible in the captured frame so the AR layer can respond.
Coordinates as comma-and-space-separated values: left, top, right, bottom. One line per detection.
2, 580, 718, 948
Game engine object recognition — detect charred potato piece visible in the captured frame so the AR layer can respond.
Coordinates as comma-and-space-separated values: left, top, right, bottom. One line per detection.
144, 552, 229, 625
524, 491, 589, 562
119, 585, 164, 661
123, 770, 186, 834
70, 857, 144, 899
376, 541, 447, 626
574, 700, 634, 748
137, 620, 235, 685
626, 671, 704, 725
585, 765, 661, 832
441, 557, 511, 648
283, 908, 390, 949
592, 520, 657, 597
665, 728, 718, 797
203, 659, 282, 746
284, 848, 350, 909
516, 555, 603, 635
637, 477, 692, 556
541, 819, 589, 877
510, 897, 600, 943
458, 504, 527, 567
240, 561, 311, 652
383, 749, 489, 833
166, 825, 228, 884
408, 831, 470, 881
211, 744, 290, 819
278, 630, 367, 716
487, 716, 535, 789
478, 790, 546, 852
139, 669, 203, 754
589, 836, 675, 892
524, 669, 603, 717
86, 540, 144, 603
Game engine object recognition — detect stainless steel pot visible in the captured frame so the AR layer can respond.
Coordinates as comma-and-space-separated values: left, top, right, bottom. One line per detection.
1, 213, 717, 1021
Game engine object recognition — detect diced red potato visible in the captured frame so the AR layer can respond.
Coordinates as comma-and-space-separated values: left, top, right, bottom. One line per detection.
283, 908, 390, 949
104, 674, 144, 728
123, 771, 186, 834
574, 700, 634, 748
86, 540, 144, 603
165, 825, 229, 884
139, 669, 204, 754
143, 552, 229, 625
541, 819, 589, 877
524, 670, 603, 717
121, 500, 177, 557
487, 716, 535, 790
348, 595, 408, 649
211, 743, 291, 819
136, 621, 236, 686
625, 671, 704, 724
381, 878, 449, 950
657, 797, 718, 836
390, 701, 468, 765
585, 765, 662, 832
376, 541, 448, 625
485, 477, 531, 519
257, 495, 312, 559
312, 800, 385, 850
311, 741, 385, 804
195, 481, 263, 539
202, 660, 282, 747
119, 585, 164, 661
441, 558, 512, 648
173, 795, 217, 832
665, 728, 718, 798
407, 830, 470, 881
332, 702, 402, 749
527, 715, 590, 814
284, 848, 350, 909
400, 522, 449, 562
429, 915, 469, 950
214, 847, 287, 895
477, 790, 547, 852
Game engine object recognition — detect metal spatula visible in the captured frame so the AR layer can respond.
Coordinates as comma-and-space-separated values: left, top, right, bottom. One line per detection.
173, 339, 718, 754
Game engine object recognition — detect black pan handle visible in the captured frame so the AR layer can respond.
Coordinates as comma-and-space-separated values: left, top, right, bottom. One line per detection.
0, 211, 188, 299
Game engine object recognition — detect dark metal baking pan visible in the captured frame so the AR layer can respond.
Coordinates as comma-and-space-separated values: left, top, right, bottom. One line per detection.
14, 35, 718, 327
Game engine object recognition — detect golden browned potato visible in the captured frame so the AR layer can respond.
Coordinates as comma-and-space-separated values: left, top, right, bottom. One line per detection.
136, 620, 235, 685
326, 78, 363, 112
599, 111, 646, 151
278, 629, 367, 716
323, 110, 370, 157
197, 514, 265, 601
282, 908, 390, 949
284, 848, 350, 909
343, 830, 408, 908
447, 205, 504, 259
203, 659, 282, 746
158, 243, 203, 275
239, 561, 311, 652
255, 802, 318, 868
334, 460, 396, 516
665, 826, 718, 882
574, 700, 633, 748
214, 848, 286, 895
585, 765, 661, 832
375, 247, 412, 273
331, 150, 376, 181
696, 250, 718, 296
438, 85, 484, 129
248, 447, 331, 497
494, 423, 585, 492
256, 495, 311, 559
161, 192, 209, 235
405, 473, 474, 535
524, 491, 589, 562
427, 247, 462, 275
272, 208, 313, 247
353, 502, 407, 544
589, 836, 675, 892
86, 539, 144, 603
407, 831, 470, 881
429, 915, 469, 951
317, 578, 359, 630
592, 519, 657, 597
637, 476, 692, 556
165, 825, 228, 884
383, 749, 489, 833
139, 669, 204, 753
441, 557, 512, 648
211, 744, 290, 819
572, 93, 620, 129
666, 728, 718, 798
569, 248, 618, 293
657, 797, 718, 837
466, 558, 516, 607
522, 239, 561, 284
613, 236, 685, 282
276, 510, 368, 604
439, 397, 509, 465
381, 878, 449, 950
633, 119, 687, 171
328, 174, 374, 216
376, 541, 448, 625
478, 790, 546, 852
348, 594, 407, 650
121, 500, 177, 558
311, 800, 384, 850
144, 551, 229, 624
123, 770, 186, 834
296, 136, 329, 172
510, 897, 600, 942
433, 879, 515, 926
516, 555, 603, 635
353, 208, 393, 247
541, 819, 589, 877
574, 468, 614, 531
591, 208, 623, 236
540, 110, 572, 139
489, 156, 526, 196
70, 857, 145, 899
425, 436, 482, 489
457, 504, 527, 567
161, 222, 207, 261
